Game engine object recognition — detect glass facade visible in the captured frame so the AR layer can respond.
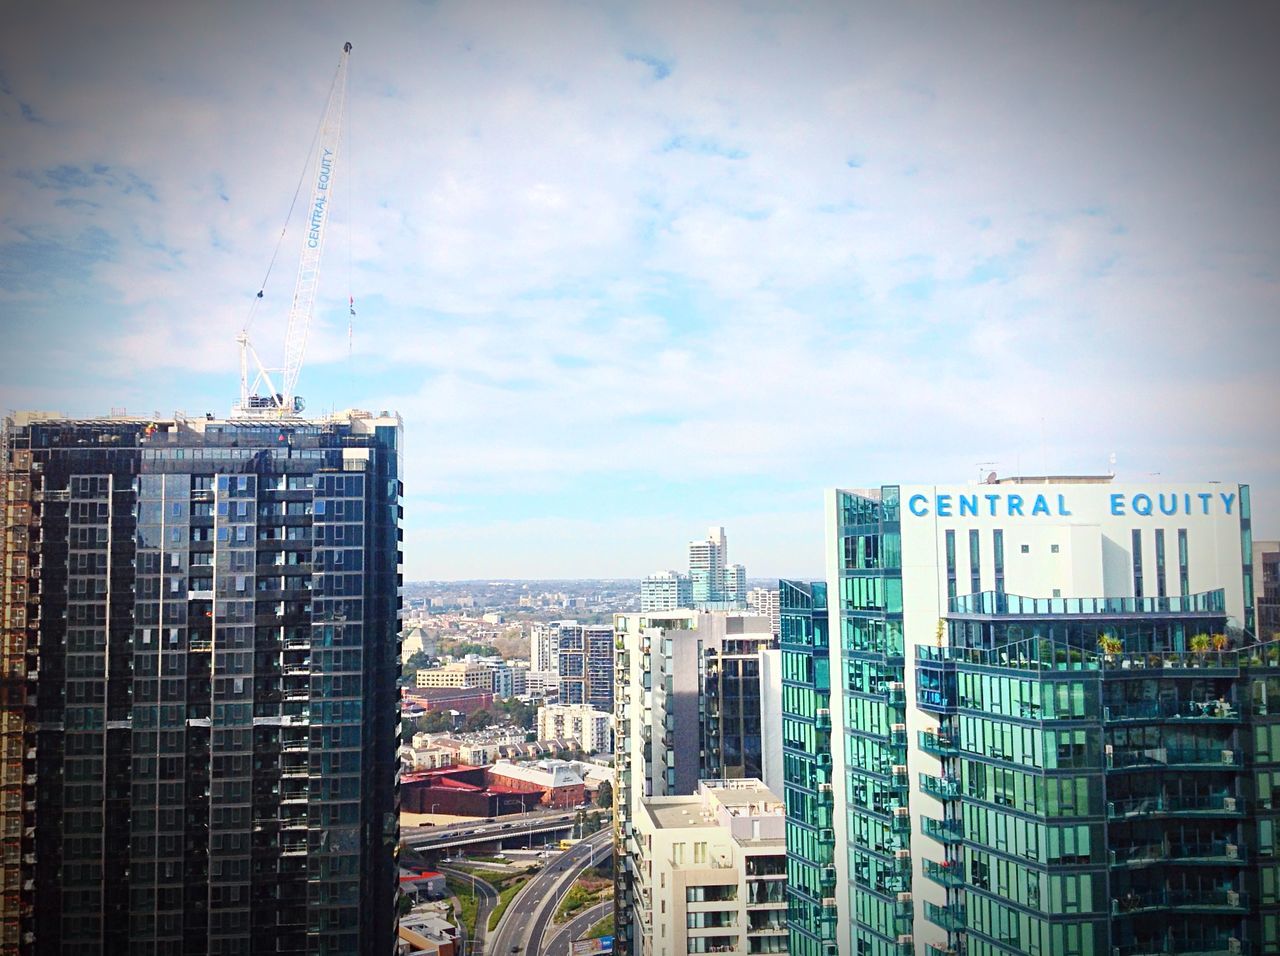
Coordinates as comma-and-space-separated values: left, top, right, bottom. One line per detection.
916, 589, 1280, 955
3, 415, 402, 955
833, 488, 912, 956
780, 580, 836, 956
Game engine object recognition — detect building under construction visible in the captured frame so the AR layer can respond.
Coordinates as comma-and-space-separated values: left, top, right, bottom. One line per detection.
0, 409, 402, 955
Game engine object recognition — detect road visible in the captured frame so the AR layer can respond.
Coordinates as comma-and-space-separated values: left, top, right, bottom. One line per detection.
440, 865, 498, 956
487, 829, 613, 956
541, 900, 612, 956
403, 808, 610, 851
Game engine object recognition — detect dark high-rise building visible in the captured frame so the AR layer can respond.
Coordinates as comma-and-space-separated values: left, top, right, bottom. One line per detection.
0, 410, 402, 955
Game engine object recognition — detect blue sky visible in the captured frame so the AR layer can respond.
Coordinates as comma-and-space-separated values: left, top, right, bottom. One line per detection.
2, 1, 1278, 579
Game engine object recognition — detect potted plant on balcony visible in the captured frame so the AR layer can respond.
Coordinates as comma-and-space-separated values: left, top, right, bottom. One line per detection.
1190, 633, 1212, 665
1212, 633, 1229, 653
1097, 634, 1123, 664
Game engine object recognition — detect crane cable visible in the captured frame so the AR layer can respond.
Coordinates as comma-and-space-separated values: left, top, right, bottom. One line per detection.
241, 67, 340, 335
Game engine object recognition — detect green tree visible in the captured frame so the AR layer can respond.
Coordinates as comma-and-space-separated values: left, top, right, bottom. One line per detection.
422, 710, 453, 733
595, 780, 613, 809
464, 709, 494, 732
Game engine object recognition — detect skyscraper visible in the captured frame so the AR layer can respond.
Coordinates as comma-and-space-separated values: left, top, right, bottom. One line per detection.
793, 478, 1276, 956
0, 410, 402, 955
640, 526, 748, 611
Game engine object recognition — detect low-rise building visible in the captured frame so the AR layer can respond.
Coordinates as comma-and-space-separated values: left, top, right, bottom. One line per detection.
487, 759, 586, 809
416, 661, 495, 692
628, 778, 788, 956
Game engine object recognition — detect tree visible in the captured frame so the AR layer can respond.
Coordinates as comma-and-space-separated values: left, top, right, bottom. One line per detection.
422, 709, 453, 733
463, 709, 494, 732
595, 780, 613, 809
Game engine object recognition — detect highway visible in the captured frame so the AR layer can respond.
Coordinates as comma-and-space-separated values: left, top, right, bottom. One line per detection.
541, 900, 612, 956
402, 809, 605, 852
440, 865, 498, 956
487, 828, 613, 956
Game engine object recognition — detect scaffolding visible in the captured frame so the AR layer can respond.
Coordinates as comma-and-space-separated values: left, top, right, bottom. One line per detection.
0, 416, 35, 951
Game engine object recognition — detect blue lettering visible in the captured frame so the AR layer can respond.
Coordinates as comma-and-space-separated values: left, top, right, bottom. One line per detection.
1184, 493, 1192, 515
908, 494, 929, 517
958, 495, 977, 517
1057, 494, 1072, 516
1132, 494, 1153, 516
936, 495, 953, 517
1031, 494, 1050, 516
1198, 493, 1212, 514
1008, 495, 1024, 517
1110, 494, 1126, 516
1158, 494, 1177, 516
1220, 492, 1235, 515
985, 494, 1000, 516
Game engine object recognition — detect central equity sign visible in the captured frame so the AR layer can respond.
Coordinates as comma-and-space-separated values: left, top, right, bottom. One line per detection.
906, 491, 1239, 519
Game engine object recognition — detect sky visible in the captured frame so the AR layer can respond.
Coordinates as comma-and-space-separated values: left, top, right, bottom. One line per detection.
2, 1, 1278, 579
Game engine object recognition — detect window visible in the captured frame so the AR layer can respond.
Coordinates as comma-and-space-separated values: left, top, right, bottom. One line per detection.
1131, 530, 1144, 599
1050, 544, 1059, 554
1021, 544, 1030, 554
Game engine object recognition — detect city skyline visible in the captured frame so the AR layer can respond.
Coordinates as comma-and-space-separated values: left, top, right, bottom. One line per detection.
3, 1, 1279, 580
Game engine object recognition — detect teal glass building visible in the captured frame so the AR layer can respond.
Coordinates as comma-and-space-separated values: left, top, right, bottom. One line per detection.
788, 479, 1275, 956
780, 580, 837, 956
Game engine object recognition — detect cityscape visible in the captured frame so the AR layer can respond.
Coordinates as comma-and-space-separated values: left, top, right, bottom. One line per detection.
3, 4, 1279, 956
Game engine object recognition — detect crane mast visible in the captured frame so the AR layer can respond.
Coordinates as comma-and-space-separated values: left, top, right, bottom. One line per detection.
234, 41, 352, 417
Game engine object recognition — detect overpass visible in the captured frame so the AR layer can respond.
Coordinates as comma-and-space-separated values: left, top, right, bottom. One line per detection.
402, 809, 611, 854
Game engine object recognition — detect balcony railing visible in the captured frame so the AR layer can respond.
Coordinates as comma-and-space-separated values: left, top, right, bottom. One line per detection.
924, 901, 965, 932
1104, 699, 1240, 722
1111, 939, 1248, 956
1107, 793, 1242, 818
919, 730, 957, 757
1110, 840, 1244, 867
1112, 889, 1248, 915
920, 774, 960, 800
922, 817, 963, 845
923, 859, 965, 888
1107, 747, 1241, 770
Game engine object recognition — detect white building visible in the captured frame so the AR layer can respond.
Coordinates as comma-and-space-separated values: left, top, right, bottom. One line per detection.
537, 703, 614, 755
746, 587, 780, 637
628, 779, 788, 956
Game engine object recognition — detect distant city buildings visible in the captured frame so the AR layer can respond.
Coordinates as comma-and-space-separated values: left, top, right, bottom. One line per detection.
627, 779, 788, 956
1255, 538, 1278, 640
785, 478, 1276, 956
0, 410, 402, 954
640, 525, 749, 611
415, 660, 494, 692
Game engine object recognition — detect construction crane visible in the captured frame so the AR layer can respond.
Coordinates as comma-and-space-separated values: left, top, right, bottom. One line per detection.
233, 41, 352, 418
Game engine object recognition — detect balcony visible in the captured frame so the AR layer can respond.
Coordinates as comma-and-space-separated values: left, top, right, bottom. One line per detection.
1110, 841, 1245, 868
1107, 746, 1241, 770
1104, 699, 1240, 723
1111, 938, 1248, 956
922, 817, 963, 845
923, 859, 965, 888
924, 901, 965, 932
1108, 793, 1242, 819
919, 730, 957, 758
920, 774, 960, 801
1112, 889, 1249, 916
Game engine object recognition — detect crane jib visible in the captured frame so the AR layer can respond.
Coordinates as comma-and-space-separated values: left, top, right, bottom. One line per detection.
307, 148, 335, 249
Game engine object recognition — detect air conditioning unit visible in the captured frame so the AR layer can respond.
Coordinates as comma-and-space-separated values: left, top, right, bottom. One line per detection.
1227, 890, 1240, 907
1226, 843, 1239, 858
1222, 750, 1235, 764
1229, 938, 1242, 954
1224, 797, 1238, 812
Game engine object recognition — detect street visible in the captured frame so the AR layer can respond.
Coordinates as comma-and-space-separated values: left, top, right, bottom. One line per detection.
439, 865, 499, 956
486, 829, 613, 956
